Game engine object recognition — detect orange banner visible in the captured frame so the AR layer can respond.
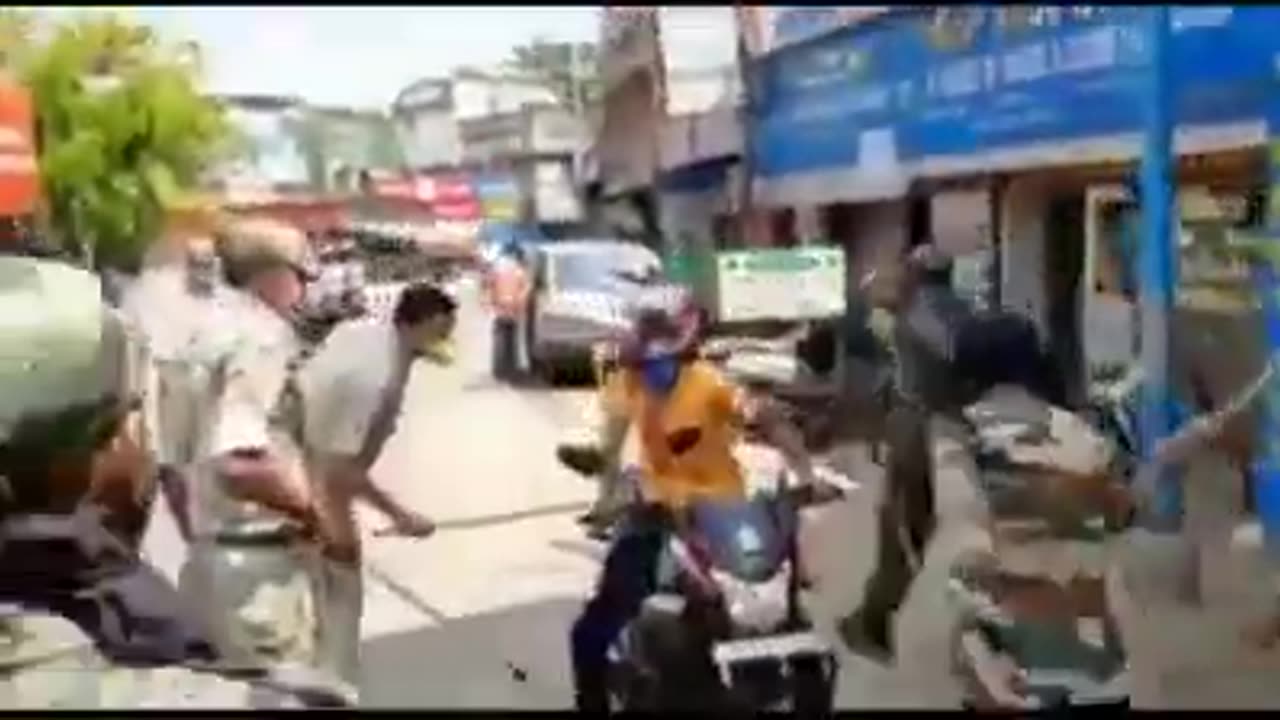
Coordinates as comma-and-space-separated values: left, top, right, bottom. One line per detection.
0, 76, 37, 217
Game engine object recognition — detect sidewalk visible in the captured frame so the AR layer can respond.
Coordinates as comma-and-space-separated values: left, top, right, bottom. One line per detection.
1114, 510, 1280, 706
815, 427, 1280, 709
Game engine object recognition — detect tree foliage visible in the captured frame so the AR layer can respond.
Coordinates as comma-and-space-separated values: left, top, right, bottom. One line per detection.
13, 12, 231, 270
503, 38, 602, 109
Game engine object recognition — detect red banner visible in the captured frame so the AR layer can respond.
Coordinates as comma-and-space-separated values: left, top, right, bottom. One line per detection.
422, 173, 480, 220
0, 76, 38, 217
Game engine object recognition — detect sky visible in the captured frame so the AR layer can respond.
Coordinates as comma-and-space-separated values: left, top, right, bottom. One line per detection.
38, 6, 601, 110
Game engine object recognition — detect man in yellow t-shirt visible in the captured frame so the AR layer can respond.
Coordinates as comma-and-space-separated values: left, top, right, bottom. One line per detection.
568, 305, 817, 712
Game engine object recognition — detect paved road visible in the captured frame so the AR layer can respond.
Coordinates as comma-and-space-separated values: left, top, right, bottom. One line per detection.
141, 277, 1280, 709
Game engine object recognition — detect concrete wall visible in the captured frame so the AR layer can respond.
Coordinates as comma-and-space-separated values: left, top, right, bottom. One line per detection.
528, 107, 587, 156
531, 159, 583, 222
452, 77, 558, 122
598, 72, 660, 193
394, 107, 462, 170
601, 7, 662, 95
846, 200, 908, 306
1000, 179, 1050, 336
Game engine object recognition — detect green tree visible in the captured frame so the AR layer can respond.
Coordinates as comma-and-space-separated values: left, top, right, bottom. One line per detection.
504, 38, 601, 110
0, 9, 36, 70
18, 12, 231, 270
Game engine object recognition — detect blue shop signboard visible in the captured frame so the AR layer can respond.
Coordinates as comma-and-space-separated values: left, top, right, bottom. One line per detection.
753, 6, 1280, 179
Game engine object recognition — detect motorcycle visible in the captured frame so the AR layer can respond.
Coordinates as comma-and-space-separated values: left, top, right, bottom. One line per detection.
944, 384, 1134, 711
556, 445, 850, 713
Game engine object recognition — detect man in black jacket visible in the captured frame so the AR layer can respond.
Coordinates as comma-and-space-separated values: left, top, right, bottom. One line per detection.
837, 243, 1062, 663
837, 244, 970, 662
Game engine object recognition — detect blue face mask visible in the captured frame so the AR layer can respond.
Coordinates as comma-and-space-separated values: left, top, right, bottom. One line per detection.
640, 355, 681, 395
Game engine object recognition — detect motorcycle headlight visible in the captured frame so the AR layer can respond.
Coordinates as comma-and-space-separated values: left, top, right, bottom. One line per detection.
711, 563, 790, 633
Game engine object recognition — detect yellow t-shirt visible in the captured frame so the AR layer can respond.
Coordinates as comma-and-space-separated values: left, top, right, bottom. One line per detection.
601, 360, 748, 509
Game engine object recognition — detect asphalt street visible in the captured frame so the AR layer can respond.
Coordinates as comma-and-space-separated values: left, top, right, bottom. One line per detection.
140, 275, 1280, 709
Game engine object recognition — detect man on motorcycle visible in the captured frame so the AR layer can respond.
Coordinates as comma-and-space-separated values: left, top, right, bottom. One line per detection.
568, 302, 819, 712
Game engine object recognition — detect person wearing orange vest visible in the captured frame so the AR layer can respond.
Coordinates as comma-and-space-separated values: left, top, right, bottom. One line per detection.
484, 243, 532, 381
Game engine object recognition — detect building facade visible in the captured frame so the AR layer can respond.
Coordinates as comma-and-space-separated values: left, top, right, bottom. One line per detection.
391, 69, 561, 173
747, 5, 1280, 397
593, 6, 665, 246
457, 103, 587, 224
208, 94, 313, 196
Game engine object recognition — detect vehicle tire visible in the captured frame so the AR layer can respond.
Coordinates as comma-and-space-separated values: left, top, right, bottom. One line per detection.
542, 358, 562, 387
527, 344, 554, 386
791, 655, 835, 716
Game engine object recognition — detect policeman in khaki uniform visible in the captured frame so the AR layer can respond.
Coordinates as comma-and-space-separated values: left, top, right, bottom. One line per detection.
0, 253, 347, 708
180, 217, 340, 680
123, 233, 230, 544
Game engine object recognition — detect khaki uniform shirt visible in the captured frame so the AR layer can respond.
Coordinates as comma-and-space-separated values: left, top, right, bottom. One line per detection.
192, 290, 306, 539
300, 318, 410, 466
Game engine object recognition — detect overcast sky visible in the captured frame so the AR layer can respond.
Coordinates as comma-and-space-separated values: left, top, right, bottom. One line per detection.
39, 6, 601, 109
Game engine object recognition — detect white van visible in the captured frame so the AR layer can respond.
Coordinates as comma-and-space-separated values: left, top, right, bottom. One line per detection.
524, 240, 665, 381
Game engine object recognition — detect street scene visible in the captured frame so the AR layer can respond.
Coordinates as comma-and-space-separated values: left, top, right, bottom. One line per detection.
5, 4, 1280, 712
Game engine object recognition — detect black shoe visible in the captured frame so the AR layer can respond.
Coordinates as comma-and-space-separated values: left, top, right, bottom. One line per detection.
557, 444, 607, 478
837, 609, 894, 666
575, 690, 610, 713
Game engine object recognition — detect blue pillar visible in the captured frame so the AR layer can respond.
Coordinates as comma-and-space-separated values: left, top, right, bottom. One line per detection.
1253, 66, 1280, 560
1138, 5, 1183, 532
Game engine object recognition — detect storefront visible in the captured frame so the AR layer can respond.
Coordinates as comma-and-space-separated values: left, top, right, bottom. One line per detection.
750, 6, 1280, 392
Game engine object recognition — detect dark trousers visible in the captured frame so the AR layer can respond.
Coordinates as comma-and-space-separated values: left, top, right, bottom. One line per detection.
570, 509, 666, 712
492, 317, 519, 381
858, 398, 936, 630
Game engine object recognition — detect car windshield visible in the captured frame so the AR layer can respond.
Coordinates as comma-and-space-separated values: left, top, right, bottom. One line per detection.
552, 248, 658, 292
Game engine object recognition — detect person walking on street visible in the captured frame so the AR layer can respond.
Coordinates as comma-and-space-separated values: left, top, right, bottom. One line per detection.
122, 235, 228, 545
297, 283, 456, 691
484, 242, 531, 382
181, 218, 337, 677
837, 244, 977, 663
838, 243, 1064, 663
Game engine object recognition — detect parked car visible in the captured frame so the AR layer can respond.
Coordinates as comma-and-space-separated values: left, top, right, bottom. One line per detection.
524, 240, 665, 382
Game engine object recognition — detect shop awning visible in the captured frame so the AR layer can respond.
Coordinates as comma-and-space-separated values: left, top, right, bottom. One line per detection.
658, 155, 738, 194
752, 119, 1263, 208
753, 166, 910, 208
912, 120, 1264, 180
